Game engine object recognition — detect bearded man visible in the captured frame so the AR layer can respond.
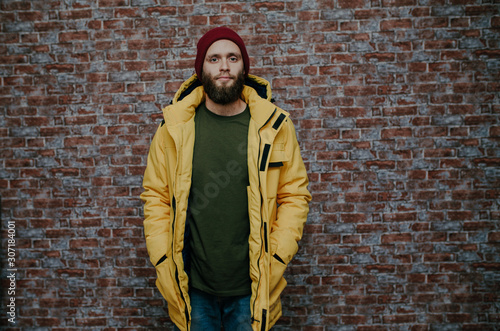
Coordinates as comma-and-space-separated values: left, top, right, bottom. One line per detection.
141, 27, 311, 331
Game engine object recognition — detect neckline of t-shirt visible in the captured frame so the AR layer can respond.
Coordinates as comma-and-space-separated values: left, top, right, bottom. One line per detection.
202, 102, 250, 120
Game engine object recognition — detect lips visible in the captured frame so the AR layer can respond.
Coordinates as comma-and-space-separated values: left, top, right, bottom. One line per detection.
216, 75, 233, 81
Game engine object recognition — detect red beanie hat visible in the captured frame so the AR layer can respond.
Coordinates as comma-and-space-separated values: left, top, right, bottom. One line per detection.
195, 27, 250, 80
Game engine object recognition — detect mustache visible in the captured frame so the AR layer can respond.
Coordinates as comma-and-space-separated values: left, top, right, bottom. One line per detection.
215, 74, 236, 79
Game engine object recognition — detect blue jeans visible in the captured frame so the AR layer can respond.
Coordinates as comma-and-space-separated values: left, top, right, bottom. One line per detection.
174, 288, 252, 331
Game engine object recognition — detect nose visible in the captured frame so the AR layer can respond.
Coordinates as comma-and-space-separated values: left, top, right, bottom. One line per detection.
220, 58, 229, 71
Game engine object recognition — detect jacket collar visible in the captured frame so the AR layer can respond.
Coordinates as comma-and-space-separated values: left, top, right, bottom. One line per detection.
162, 74, 285, 129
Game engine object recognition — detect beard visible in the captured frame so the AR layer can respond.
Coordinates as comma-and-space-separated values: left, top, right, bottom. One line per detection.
200, 70, 245, 105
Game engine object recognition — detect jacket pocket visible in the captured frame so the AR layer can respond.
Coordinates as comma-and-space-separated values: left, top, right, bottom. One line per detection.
269, 146, 286, 166
155, 257, 180, 314
266, 147, 288, 199
155, 258, 188, 328
156, 254, 167, 266
269, 253, 287, 300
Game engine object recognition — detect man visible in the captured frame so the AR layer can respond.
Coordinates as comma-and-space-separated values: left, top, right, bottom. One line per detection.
140, 27, 311, 331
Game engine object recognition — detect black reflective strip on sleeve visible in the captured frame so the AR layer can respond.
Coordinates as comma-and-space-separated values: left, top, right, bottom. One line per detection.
272, 113, 286, 130
259, 144, 271, 171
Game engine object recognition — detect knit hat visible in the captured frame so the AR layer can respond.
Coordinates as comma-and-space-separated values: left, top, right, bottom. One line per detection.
195, 27, 250, 80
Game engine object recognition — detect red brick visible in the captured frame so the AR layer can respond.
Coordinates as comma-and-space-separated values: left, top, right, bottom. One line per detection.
382, 0, 416, 6
59, 9, 92, 20
344, 86, 377, 96
75, 318, 107, 327
273, 55, 308, 66
254, 2, 285, 11
366, 161, 396, 169
64, 136, 93, 147
128, 39, 159, 50
59, 31, 89, 42
338, 0, 366, 8
69, 239, 99, 248
383, 315, 417, 323
381, 233, 412, 243
26, 96, 58, 106
381, 127, 412, 138
381, 19, 412, 30
39, 299, 70, 308
488, 232, 500, 242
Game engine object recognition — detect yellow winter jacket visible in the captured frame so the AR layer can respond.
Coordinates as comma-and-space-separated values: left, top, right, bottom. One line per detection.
140, 74, 311, 330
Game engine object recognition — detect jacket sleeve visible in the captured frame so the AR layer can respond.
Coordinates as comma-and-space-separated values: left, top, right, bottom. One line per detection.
140, 124, 172, 267
270, 119, 312, 264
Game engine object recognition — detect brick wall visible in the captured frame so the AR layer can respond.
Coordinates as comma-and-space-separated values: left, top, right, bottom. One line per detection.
1, 0, 499, 330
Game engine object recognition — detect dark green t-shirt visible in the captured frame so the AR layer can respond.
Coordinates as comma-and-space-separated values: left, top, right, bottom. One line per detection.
188, 102, 251, 296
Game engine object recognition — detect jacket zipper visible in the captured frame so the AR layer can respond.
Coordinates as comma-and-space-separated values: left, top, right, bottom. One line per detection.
169, 123, 191, 328
170, 196, 190, 326
251, 108, 277, 328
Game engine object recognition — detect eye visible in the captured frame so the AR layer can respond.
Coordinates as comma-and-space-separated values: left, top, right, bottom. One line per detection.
229, 56, 238, 62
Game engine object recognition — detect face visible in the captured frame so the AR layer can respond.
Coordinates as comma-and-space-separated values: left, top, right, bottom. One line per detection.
201, 39, 245, 105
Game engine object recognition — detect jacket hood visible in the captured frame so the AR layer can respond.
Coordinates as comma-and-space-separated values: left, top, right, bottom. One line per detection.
163, 74, 282, 128
172, 74, 273, 104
